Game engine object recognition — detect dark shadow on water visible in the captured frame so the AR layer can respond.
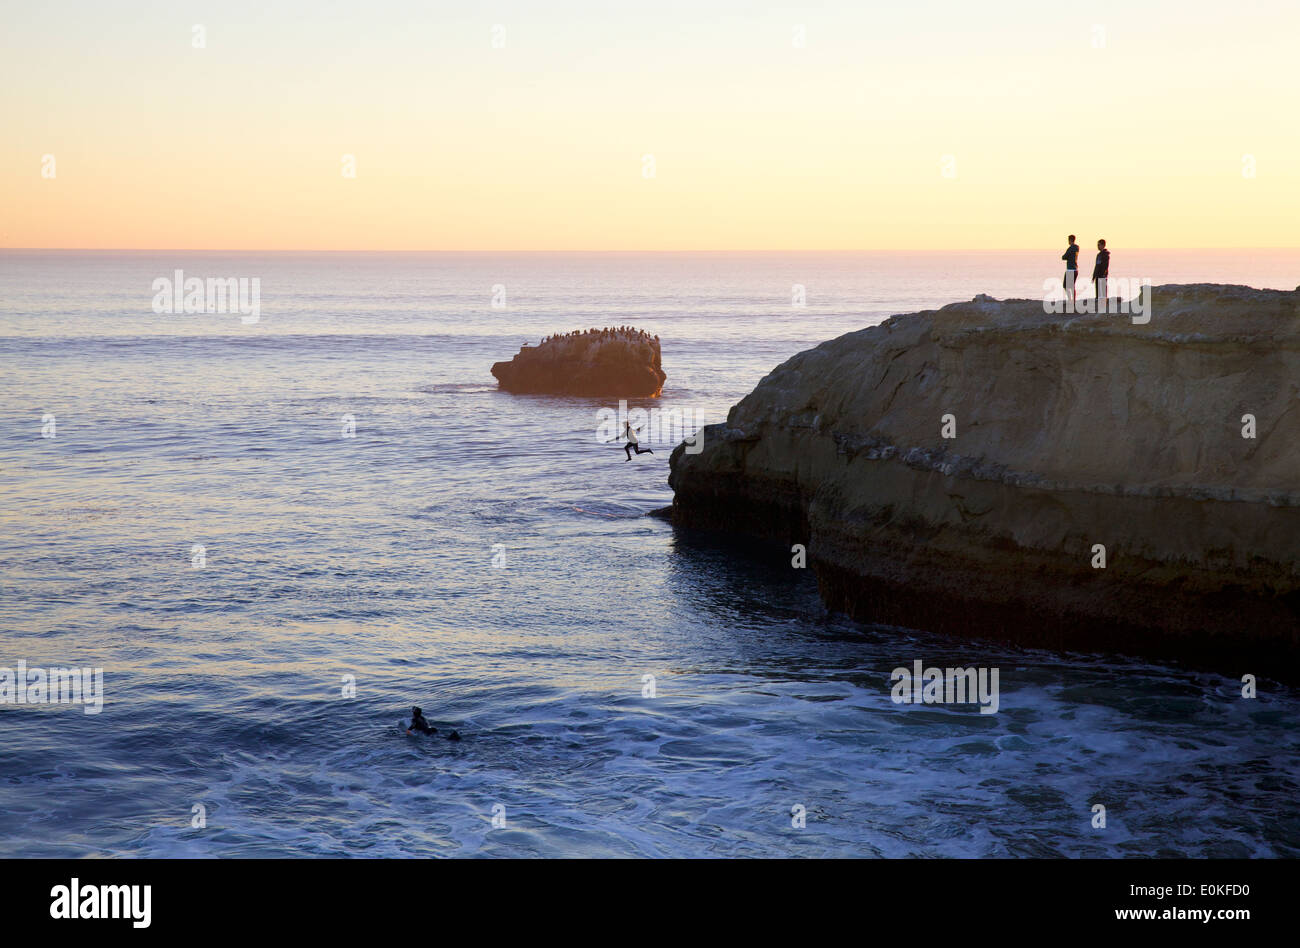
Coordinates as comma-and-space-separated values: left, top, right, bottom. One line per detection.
656, 519, 1300, 707
663, 522, 826, 624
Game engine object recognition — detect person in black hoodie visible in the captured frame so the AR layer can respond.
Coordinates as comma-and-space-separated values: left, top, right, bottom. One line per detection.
1092, 239, 1111, 310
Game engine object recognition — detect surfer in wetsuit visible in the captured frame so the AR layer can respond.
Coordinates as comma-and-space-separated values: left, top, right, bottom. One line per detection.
624, 422, 654, 461
409, 707, 437, 734
408, 707, 462, 740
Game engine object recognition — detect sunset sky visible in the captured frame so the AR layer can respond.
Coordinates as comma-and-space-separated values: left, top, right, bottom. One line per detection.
3, 0, 1297, 250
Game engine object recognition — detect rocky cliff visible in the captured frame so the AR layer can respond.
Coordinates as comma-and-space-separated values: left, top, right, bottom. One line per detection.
669, 284, 1300, 676
492, 328, 666, 396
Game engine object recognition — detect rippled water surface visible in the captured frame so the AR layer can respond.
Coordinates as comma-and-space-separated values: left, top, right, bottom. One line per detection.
1, 250, 1297, 857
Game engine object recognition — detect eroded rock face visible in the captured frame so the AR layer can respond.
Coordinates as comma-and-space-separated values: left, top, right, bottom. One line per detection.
669, 284, 1300, 676
491, 329, 665, 396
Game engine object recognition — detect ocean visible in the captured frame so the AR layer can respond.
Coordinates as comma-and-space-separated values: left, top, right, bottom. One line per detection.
1, 249, 1297, 857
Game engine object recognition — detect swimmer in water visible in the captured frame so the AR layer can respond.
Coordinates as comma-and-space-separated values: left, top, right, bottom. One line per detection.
408, 706, 461, 740
408, 707, 437, 734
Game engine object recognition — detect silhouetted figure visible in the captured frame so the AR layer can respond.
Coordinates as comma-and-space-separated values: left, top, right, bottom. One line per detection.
408, 706, 436, 734
1092, 239, 1110, 310
408, 706, 461, 741
1062, 234, 1080, 307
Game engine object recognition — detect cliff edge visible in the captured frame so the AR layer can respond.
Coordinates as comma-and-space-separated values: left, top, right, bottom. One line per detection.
668, 284, 1300, 675
492, 327, 666, 397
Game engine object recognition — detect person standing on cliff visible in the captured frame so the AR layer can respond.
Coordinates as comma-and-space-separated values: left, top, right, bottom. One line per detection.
1092, 239, 1111, 311
623, 422, 654, 461
1061, 235, 1080, 308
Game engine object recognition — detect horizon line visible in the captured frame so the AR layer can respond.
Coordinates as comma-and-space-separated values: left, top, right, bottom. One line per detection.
4, 246, 1299, 254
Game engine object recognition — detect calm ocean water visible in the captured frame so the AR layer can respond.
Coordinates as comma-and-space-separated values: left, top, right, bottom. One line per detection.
1, 249, 1297, 857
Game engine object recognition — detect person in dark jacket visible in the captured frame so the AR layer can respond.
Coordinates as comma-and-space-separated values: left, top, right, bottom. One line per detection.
1061, 235, 1080, 305
408, 706, 437, 734
408, 706, 461, 740
1092, 239, 1110, 309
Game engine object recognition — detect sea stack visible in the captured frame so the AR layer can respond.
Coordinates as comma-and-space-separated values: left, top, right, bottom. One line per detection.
668, 284, 1300, 677
491, 327, 666, 396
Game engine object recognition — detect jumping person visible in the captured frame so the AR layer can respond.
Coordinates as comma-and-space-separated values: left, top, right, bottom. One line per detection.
1062, 235, 1080, 307
1092, 239, 1110, 311
623, 422, 653, 461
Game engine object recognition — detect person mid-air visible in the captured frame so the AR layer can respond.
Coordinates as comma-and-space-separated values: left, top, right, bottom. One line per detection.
623, 422, 653, 461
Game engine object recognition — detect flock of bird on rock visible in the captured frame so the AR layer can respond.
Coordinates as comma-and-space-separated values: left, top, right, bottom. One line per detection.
539, 326, 658, 345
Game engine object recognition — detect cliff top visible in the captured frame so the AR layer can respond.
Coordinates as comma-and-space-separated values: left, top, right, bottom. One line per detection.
726, 283, 1300, 502
881, 283, 1300, 345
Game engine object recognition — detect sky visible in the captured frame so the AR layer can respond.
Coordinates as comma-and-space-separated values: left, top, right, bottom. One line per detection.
2, 0, 1297, 250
